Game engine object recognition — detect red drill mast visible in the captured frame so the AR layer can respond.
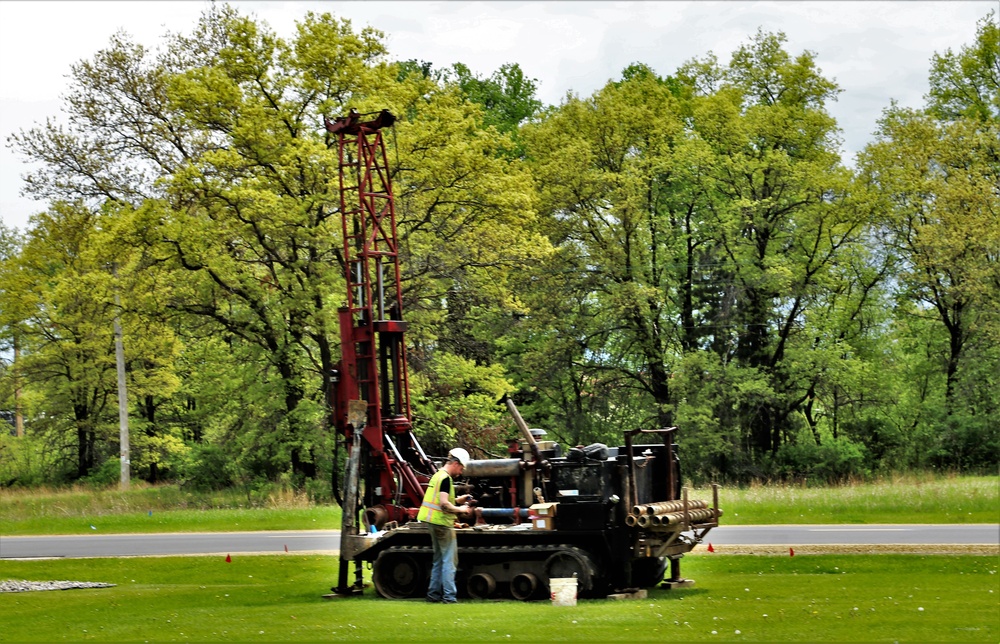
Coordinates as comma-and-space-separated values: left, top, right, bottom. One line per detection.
326, 109, 431, 526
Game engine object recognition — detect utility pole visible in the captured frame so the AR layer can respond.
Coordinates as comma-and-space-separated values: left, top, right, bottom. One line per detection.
112, 265, 130, 489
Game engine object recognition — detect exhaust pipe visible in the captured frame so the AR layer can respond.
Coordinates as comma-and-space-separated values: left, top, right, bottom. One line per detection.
464, 458, 523, 478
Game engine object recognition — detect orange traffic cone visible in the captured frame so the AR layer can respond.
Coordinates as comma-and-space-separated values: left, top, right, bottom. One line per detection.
225, 554, 232, 563
707, 543, 715, 552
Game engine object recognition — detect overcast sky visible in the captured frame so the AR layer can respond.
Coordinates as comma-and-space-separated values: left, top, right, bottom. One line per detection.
1, 1, 996, 233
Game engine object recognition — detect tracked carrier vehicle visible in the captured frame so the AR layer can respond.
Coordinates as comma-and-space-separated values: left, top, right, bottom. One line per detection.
325, 110, 720, 600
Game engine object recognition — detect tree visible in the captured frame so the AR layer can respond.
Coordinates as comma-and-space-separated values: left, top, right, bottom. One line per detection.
520, 63, 691, 432
0, 223, 25, 441
0, 202, 179, 480
519, 33, 875, 477
448, 62, 542, 138
9, 5, 540, 481
927, 12, 1000, 122
856, 12, 1000, 470
860, 110, 999, 401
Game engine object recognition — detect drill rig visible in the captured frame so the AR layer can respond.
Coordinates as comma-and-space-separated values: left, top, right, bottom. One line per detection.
326, 109, 721, 600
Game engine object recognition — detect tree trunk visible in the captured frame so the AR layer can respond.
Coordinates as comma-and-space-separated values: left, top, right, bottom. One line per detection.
143, 394, 159, 484
74, 408, 95, 479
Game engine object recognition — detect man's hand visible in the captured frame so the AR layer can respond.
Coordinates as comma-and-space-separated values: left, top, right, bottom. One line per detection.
442, 497, 471, 514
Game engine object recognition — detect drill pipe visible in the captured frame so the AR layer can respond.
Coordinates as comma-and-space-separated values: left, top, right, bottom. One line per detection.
650, 508, 721, 526
632, 499, 708, 516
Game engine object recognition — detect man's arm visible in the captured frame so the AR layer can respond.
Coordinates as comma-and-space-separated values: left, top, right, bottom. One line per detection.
438, 491, 470, 514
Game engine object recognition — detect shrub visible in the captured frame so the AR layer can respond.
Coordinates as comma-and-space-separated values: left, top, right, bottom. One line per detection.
0, 433, 58, 487
79, 455, 123, 488
769, 436, 870, 483
929, 413, 1000, 472
179, 443, 233, 491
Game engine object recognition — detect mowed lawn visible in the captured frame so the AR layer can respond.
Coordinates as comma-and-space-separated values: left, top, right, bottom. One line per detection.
1, 553, 996, 642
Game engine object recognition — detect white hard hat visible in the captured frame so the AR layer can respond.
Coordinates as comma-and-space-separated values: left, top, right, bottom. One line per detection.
448, 447, 470, 466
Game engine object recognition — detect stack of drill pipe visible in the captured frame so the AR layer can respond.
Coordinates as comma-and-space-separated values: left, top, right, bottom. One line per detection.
632, 499, 708, 516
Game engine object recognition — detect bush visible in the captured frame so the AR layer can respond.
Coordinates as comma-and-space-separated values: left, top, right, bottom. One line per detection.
768, 436, 869, 483
79, 455, 122, 488
179, 443, 233, 491
0, 433, 58, 487
842, 417, 906, 471
303, 473, 334, 504
929, 413, 1000, 472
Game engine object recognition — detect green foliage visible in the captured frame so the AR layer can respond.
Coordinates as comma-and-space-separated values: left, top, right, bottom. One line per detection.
2, 7, 996, 488
411, 351, 512, 456
179, 443, 233, 492
928, 412, 1000, 473
448, 61, 542, 136
517, 28, 878, 476
0, 432, 56, 487
78, 455, 122, 488
767, 435, 869, 483
927, 11, 1000, 122
855, 12, 999, 476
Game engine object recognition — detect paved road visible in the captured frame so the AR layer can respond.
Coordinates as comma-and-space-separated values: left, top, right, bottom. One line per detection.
0, 531, 341, 559
2, 524, 996, 559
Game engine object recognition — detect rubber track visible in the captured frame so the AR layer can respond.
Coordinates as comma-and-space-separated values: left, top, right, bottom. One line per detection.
376, 544, 601, 598
379, 543, 590, 560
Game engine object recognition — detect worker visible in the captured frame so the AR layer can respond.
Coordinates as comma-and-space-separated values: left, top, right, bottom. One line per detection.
417, 447, 473, 603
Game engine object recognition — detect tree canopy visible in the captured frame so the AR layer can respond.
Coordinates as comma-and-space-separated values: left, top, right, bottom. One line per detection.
2, 6, 996, 489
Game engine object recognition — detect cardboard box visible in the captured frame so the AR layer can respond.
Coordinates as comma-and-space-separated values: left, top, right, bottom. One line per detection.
529, 502, 558, 518
531, 516, 555, 531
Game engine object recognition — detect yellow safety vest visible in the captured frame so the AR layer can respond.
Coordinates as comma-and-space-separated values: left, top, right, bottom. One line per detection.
417, 469, 455, 527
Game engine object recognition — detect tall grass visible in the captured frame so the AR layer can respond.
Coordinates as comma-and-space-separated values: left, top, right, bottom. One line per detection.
700, 472, 999, 524
1, 473, 996, 536
0, 481, 314, 514
0, 483, 340, 535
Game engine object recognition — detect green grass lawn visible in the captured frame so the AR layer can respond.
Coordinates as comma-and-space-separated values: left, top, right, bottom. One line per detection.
1, 474, 996, 536
0, 554, 996, 642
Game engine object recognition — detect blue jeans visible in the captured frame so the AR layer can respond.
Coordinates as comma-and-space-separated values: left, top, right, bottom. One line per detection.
427, 523, 458, 602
